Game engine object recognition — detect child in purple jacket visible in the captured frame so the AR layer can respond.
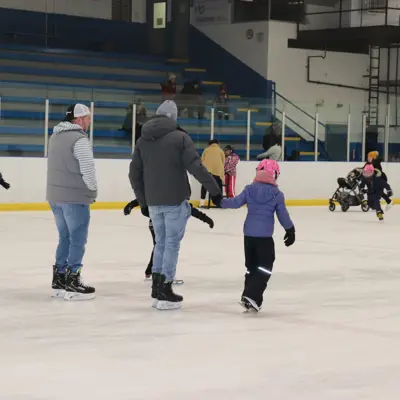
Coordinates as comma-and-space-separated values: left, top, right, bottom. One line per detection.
220, 159, 295, 312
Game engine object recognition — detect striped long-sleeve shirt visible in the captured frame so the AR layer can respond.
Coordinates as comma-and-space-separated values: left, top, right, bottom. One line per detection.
73, 138, 97, 191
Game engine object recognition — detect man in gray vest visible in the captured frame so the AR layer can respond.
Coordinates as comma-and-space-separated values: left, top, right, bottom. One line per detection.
47, 104, 97, 301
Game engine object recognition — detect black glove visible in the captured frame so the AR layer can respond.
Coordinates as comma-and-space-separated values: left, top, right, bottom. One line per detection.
123, 199, 139, 216
284, 226, 295, 247
360, 188, 367, 194
387, 189, 393, 198
191, 207, 214, 229
211, 194, 223, 208
141, 206, 150, 218
0, 179, 10, 190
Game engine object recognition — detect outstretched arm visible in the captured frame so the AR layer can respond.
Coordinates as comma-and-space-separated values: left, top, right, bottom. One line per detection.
191, 205, 214, 228
129, 147, 146, 207
221, 189, 247, 209
275, 192, 294, 230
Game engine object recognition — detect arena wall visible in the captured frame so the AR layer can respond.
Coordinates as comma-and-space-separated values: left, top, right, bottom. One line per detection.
0, 0, 113, 20
0, 158, 398, 211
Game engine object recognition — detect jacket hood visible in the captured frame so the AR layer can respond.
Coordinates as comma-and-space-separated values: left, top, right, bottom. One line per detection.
53, 121, 86, 135
141, 116, 177, 141
248, 182, 280, 205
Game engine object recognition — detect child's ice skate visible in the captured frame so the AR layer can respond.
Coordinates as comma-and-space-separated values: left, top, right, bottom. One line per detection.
144, 274, 152, 281
173, 279, 184, 285
240, 296, 260, 313
377, 211, 384, 221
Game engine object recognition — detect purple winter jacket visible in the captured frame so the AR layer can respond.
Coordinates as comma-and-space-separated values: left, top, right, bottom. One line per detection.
221, 182, 294, 237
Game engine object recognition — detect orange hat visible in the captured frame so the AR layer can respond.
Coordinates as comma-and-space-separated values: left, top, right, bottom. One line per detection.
368, 151, 379, 160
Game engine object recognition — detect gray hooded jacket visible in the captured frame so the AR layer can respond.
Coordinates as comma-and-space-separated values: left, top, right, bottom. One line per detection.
129, 116, 221, 207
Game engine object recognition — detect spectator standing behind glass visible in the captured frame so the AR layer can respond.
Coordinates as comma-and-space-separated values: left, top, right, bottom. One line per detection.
129, 100, 221, 310
161, 73, 176, 101
215, 83, 229, 120
121, 101, 148, 145
179, 79, 205, 119
200, 139, 225, 207
257, 133, 282, 161
47, 104, 97, 301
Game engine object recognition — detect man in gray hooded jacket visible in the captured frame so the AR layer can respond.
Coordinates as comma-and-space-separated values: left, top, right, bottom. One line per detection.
129, 100, 221, 310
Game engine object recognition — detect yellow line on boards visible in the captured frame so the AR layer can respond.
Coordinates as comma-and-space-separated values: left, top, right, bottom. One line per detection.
2, 199, 397, 211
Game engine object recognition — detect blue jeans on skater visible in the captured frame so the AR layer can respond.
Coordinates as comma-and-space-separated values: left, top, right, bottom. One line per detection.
50, 203, 91, 273
149, 201, 191, 282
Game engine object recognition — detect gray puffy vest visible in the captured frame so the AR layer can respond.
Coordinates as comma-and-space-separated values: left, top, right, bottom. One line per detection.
46, 129, 97, 204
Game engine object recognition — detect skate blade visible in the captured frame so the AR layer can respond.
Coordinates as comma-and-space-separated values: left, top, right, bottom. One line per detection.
152, 298, 158, 308
239, 302, 258, 313
385, 203, 393, 212
144, 277, 152, 281
64, 292, 96, 301
51, 289, 66, 299
157, 300, 182, 310
173, 280, 184, 285
242, 296, 260, 312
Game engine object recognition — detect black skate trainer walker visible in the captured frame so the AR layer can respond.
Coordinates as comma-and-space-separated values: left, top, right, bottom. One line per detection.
329, 169, 369, 213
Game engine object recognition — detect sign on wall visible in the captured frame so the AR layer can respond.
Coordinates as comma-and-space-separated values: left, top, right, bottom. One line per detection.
193, 0, 231, 25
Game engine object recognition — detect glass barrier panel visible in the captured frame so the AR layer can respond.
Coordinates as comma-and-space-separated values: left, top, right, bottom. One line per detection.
92, 98, 131, 160
318, 103, 350, 162
212, 101, 248, 162
249, 104, 274, 162
0, 86, 46, 158
388, 95, 400, 162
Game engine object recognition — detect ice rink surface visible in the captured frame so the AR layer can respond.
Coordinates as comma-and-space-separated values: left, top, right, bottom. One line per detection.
0, 206, 399, 400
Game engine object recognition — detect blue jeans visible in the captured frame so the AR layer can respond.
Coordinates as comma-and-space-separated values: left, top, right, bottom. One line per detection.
50, 203, 91, 273
149, 201, 191, 282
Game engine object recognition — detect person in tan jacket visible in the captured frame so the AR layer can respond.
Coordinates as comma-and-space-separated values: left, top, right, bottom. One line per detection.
200, 139, 225, 207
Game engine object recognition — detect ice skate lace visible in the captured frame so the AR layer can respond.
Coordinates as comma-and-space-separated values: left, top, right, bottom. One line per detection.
77, 275, 91, 289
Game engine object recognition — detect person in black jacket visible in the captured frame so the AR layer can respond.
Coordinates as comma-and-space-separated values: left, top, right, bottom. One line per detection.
124, 199, 214, 283
0, 172, 10, 190
365, 151, 392, 208
360, 164, 393, 221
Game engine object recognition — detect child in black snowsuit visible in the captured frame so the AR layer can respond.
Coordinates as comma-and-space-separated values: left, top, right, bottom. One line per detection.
124, 199, 214, 279
0, 173, 10, 190
365, 151, 392, 208
361, 164, 393, 221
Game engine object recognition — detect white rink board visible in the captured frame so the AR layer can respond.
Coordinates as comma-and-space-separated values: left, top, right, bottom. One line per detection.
0, 157, 399, 205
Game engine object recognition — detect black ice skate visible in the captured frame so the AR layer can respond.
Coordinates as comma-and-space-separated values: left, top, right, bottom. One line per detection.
240, 296, 260, 313
52, 265, 66, 299
151, 273, 164, 308
157, 280, 183, 310
64, 269, 95, 301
